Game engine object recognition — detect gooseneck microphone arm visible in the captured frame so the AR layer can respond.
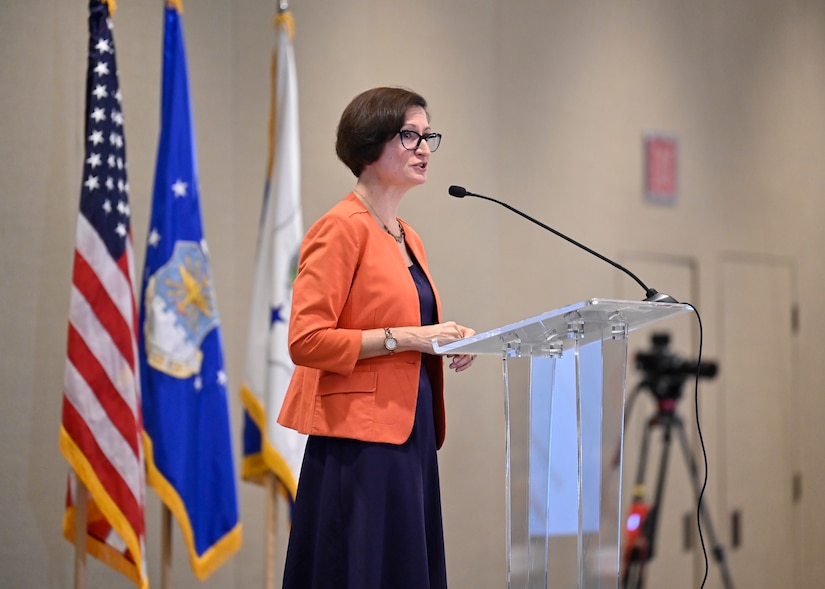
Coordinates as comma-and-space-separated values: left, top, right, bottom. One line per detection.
447, 185, 677, 303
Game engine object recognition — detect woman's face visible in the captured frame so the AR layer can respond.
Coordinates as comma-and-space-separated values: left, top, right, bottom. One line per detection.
370, 106, 432, 190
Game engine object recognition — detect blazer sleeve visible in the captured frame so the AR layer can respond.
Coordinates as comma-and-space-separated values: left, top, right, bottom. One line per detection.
287, 210, 363, 376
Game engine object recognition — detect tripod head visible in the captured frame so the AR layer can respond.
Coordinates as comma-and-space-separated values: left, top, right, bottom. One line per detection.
634, 332, 718, 404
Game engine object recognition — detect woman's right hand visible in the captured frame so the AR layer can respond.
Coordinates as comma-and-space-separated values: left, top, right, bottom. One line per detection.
404, 321, 475, 353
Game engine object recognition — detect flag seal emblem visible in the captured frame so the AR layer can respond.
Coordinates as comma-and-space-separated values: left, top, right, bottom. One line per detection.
144, 240, 219, 378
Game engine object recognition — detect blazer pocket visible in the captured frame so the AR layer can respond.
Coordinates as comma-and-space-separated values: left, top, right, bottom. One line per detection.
314, 371, 377, 438
317, 371, 378, 396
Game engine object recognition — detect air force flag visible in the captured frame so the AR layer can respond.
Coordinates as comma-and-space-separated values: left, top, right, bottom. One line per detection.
138, 2, 241, 580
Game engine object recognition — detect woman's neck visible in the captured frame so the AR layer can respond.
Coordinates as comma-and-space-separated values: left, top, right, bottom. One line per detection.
352, 180, 404, 220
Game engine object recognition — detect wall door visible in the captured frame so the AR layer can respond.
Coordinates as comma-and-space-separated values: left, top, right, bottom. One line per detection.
718, 255, 798, 589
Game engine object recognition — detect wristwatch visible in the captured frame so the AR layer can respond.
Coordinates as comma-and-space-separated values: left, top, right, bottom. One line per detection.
383, 327, 398, 353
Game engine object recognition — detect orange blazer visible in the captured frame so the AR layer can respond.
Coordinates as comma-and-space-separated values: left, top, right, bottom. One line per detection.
277, 193, 446, 448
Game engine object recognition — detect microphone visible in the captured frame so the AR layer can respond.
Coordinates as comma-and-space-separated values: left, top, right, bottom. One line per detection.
447, 185, 678, 303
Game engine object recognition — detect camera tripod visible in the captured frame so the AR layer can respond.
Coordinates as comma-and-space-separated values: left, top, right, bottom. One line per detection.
621, 385, 735, 589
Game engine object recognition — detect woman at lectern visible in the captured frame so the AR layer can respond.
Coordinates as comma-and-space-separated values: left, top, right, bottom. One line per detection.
278, 86, 476, 589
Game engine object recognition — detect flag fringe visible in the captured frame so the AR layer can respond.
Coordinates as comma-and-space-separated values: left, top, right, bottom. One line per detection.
142, 432, 242, 581
63, 507, 143, 588
102, 0, 117, 18
274, 10, 295, 39
59, 427, 148, 589
240, 383, 300, 500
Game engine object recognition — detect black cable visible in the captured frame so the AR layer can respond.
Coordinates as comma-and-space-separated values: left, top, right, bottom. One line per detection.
687, 305, 710, 588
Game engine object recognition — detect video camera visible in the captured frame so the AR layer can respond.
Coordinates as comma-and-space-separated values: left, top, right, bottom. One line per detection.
634, 332, 718, 400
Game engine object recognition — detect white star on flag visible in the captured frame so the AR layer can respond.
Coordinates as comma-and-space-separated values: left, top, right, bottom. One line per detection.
171, 179, 187, 197
148, 229, 161, 247
95, 38, 111, 54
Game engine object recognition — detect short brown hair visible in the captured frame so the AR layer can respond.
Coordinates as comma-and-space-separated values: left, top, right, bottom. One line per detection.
335, 87, 429, 177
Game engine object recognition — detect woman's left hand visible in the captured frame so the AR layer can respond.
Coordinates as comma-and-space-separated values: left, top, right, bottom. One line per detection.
447, 353, 476, 372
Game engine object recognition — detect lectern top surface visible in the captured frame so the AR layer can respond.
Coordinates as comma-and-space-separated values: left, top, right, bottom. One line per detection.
432, 298, 693, 356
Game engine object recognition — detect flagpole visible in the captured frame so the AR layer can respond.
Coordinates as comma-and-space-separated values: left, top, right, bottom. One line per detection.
264, 472, 279, 589
264, 6, 288, 589
158, 5, 179, 585
73, 479, 88, 589
161, 505, 173, 589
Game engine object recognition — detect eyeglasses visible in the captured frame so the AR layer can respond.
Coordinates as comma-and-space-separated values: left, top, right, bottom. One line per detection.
398, 129, 442, 152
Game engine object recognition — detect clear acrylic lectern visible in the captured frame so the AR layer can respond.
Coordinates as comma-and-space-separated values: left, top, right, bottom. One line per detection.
434, 299, 693, 589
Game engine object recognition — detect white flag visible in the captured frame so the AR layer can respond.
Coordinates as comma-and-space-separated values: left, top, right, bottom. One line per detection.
240, 10, 306, 501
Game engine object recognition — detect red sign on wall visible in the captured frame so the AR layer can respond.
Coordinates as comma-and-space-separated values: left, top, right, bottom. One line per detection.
644, 134, 678, 205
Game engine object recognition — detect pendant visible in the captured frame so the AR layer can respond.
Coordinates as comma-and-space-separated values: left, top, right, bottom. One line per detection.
385, 223, 405, 243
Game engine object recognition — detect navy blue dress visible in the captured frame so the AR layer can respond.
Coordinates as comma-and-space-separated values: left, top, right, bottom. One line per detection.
282, 261, 447, 589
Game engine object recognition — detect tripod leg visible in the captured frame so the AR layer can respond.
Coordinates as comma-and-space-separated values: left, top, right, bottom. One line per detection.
626, 414, 688, 589
622, 416, 664, 589
673, 419, 736, 589
639, 417, 674, 572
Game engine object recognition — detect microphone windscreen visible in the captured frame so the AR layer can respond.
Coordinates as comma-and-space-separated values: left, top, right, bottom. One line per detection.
448, 185, 467, 198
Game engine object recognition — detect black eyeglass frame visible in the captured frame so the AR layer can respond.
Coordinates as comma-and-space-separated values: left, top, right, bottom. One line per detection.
397, 129, 442, 152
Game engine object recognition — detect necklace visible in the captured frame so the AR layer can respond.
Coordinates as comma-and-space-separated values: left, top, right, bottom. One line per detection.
353, 189, 405, 243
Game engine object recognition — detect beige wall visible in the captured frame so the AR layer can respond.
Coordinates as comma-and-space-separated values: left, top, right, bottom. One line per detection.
3, 1, 825, 587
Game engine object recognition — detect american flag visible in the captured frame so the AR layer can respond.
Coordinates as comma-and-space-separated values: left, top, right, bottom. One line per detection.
59, 2, 148, 587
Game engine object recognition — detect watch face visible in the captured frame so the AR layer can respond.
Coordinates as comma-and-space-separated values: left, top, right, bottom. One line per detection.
384, 327, 398, 352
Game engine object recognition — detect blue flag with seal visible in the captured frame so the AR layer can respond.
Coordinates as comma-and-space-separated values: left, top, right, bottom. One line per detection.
138, 1, 241, 580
